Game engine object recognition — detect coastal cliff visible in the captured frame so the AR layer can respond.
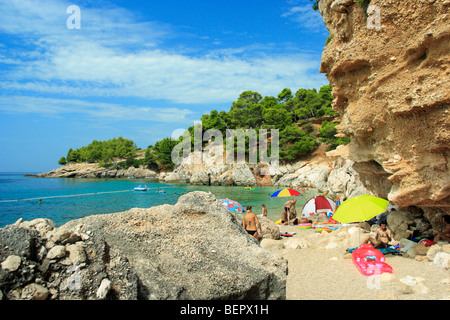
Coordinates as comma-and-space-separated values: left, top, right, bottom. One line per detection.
36, 142, 370, 200
167, 142, 369, 199
317, 0, 449, 214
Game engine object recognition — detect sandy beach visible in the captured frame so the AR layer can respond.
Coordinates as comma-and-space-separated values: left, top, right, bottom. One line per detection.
270, 226, 450, 300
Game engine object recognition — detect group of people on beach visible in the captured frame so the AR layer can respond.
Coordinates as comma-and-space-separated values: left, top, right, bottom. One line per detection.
242, 198, 301, 240
362, 212, 450, 249
242, 195, 450, 247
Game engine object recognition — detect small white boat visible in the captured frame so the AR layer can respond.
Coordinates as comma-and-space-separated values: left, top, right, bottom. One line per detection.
134, 186, 149, 191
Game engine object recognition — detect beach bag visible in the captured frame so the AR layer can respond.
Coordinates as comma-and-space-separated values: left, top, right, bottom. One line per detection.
398, 238, 417, 252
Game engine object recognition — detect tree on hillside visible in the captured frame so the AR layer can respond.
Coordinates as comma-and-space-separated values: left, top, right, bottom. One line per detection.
319, 121, 338, 140
293, 85, 337, 120
277, 88, 293, 103
143, 148, 159, 170
260, 96, 278, 111
317, 84, 336, 116
58, 157, 67, 165
153, 137, 179, 170
63, 137, 138, 165
228, 91, 264, 129
319, 120, 350, 150
66, 148, 81, 163
233, 91, 263, 106
201, 110, 228, 132
279, 124, 317, 162
262, 108, 291, 131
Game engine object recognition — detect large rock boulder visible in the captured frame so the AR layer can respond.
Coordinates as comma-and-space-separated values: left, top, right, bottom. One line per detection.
231, 164, 257, 186
273, 158, 368, 198
1, 192, 287, 300
0, 219, 138, 300
189, 170, 210, 185
164, 171, 190, 183
64, 192, 286, 299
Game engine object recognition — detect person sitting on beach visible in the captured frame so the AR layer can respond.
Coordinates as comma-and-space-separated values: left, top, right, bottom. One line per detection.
242, 206, 263, 240
433, 215, 450, 242
363, 222, 393, 248
281, 208, 299, 225
261, 204, 268, 218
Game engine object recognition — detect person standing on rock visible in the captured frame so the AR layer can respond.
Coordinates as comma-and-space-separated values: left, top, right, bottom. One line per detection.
243, 206, 263, 240
281, 199, 297, 225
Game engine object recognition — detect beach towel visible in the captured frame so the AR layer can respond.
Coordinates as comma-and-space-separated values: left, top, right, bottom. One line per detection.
280, 231, 296, 237
346, 246, 402, 256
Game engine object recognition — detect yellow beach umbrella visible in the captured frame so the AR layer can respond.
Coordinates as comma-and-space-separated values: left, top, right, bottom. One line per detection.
333, 195, 389, 224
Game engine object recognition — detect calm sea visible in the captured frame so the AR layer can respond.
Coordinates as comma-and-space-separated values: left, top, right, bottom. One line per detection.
0, 172, 320, 228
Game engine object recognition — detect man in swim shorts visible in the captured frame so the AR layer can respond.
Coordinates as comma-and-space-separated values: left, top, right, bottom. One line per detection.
281, 199, 297, 225
242, 206, 263, 240
363, 222, 393, 248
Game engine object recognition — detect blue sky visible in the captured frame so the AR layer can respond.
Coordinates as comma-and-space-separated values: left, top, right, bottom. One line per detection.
0, 0, 329, 172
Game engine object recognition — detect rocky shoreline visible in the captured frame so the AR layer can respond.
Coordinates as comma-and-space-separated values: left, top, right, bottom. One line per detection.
1, 191, 449, 300
0, 192, 287, 300
33, 163, 159, 180
34, 152, 369, 201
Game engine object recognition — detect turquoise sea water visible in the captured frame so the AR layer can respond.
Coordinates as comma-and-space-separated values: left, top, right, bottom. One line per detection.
0, 172, 321, 228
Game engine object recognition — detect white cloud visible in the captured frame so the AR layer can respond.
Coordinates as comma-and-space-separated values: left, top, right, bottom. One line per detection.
0, 96, 195, 123
0, 0, 328, 109
2, 41, 326, 104
281, 2, 326, 31
0, 0, 170, 44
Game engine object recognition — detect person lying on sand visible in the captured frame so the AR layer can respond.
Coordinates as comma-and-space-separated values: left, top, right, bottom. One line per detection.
242, 206, 263, 240
363, 222, 393, 248
433, 215, 450, 242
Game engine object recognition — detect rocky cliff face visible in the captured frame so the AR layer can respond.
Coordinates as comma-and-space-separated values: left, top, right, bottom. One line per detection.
169, 142, 369, 198
318, 0, 450, 214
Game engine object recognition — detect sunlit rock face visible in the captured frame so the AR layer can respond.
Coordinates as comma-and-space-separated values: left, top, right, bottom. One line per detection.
318, 0, 449, 214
